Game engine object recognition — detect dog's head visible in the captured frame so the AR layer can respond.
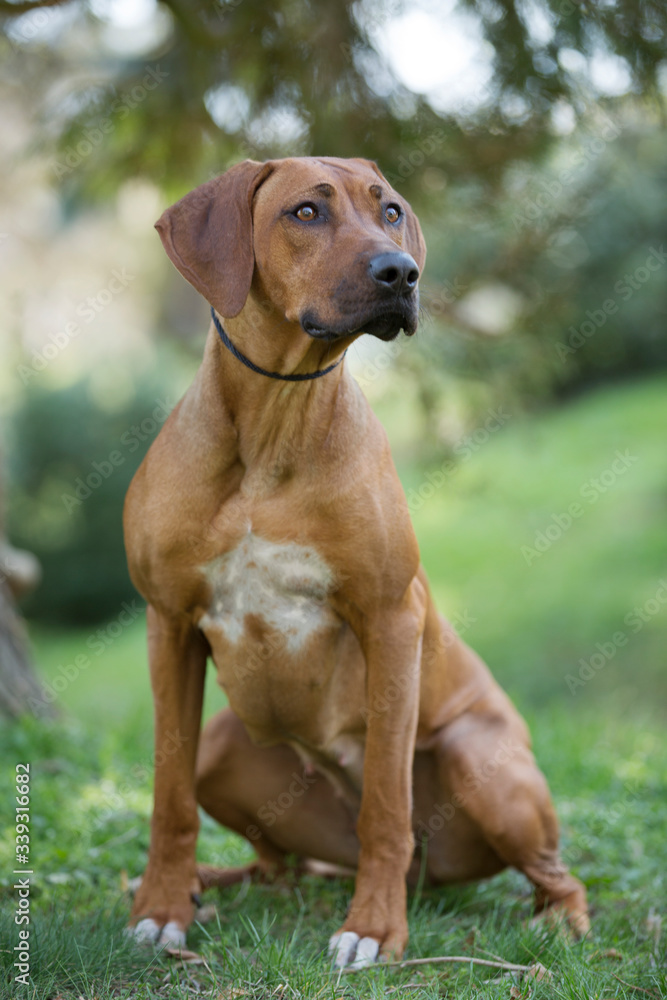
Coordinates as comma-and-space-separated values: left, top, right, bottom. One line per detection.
156, 156, 426, 343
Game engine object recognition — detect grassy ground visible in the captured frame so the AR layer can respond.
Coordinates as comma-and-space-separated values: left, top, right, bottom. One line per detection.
1, 376, 666, 998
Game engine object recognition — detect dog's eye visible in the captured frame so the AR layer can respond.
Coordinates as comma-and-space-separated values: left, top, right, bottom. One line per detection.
295, 204, 318, 222
385, 204, 401, 224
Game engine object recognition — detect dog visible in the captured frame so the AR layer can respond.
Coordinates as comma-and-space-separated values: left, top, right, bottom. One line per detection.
124, 156, 589, 968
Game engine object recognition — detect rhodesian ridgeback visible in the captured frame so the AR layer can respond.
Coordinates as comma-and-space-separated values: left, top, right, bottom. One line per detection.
124, 156, 589, 967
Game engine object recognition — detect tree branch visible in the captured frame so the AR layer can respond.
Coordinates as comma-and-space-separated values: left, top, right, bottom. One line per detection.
340, 954, 538, 976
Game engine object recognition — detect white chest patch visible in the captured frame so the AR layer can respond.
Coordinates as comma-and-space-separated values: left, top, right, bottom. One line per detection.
200, 532, 336, 651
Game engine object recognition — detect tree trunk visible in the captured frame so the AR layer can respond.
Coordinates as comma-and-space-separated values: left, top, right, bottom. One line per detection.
0, 442, 54, 718
0, 575, 53, 718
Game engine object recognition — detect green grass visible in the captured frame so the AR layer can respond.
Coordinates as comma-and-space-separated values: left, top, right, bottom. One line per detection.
1, 707, 665, 999
402, 375, 667, 708
1, 376, 666, 998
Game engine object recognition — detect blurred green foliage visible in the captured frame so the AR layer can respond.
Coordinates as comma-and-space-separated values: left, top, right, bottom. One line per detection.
4, 0, 665, 196
7, 374, 178, 623
414, 116, 667, 409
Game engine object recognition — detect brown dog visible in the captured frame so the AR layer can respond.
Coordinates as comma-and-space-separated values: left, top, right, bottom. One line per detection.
124, 156, 589, 968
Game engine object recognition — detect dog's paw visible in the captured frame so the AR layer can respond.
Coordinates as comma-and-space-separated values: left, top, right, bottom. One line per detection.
157, 921, 187, 948
328, 930, 381, 968
129, 918, 187, 949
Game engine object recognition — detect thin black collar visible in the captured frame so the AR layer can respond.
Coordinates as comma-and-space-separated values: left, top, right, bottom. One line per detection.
211, 308, 345, 382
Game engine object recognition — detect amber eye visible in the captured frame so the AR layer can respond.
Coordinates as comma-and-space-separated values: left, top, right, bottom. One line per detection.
385, 204, 401, 224
295, 204, 318, 221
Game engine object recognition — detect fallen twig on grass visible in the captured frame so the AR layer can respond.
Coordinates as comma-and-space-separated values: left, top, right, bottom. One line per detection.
165, 946, 207, 964
164, 946, 214, 978
339, 955, 541, 976
611, 973, 660, 999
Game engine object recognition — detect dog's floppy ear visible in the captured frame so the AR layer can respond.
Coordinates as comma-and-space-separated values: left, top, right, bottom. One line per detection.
155, 159, 274, 319
364, 158, 427, 273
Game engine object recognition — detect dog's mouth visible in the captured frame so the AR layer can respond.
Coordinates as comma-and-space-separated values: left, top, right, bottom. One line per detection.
301, 299, 419, 343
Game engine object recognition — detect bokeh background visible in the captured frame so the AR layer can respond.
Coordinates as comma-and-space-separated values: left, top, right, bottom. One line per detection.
0, 1, 666, 996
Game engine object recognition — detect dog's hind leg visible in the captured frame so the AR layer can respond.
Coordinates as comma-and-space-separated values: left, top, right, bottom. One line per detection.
431, 698, 590, 936
195, 708, 360, 889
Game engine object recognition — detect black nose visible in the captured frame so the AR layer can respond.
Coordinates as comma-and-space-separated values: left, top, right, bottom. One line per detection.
369, 252, 419, 294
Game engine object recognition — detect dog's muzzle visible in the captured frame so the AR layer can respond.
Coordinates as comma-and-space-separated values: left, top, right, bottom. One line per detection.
301, 251, 421, 342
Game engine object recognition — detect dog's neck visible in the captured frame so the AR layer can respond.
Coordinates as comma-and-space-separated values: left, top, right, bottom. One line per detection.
194, 307, 357, 472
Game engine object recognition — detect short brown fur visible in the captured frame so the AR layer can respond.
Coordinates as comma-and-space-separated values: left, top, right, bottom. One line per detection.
125, 156, 588, 962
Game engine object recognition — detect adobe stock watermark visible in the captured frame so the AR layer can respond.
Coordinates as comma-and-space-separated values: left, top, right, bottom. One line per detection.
562, 778, 644, 869
521, 449, 638, 566
354, 337, 406, 390
361, 612, 476, 724
353, 274, 468, 391
512, 114, 622, 232
554, 246, 667, 362
200, 555, 350, 686
60, 398, 174, 514
245, 770, 319, 841
406, 407, 511, 513
26, 599, 145, 712
5, 2, 64, 50
17, 268, 135, 385
424, 274, 471, 313
50, 65, 169, 179
236, 108, 305, 161
93, 729, 189, 823
240, 611, 481, 842
565, 580, 667, 694
415, 736, 524, 845
213, 0, 245, 14
382, 129, 446, 188
338, 0, 402, 42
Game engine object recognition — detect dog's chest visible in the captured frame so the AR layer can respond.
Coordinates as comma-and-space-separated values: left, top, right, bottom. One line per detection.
199, 532, 337, 651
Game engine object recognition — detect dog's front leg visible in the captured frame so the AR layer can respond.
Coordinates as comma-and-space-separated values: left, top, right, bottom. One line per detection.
129, 605, 208, 948
330, 576, 426, 968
